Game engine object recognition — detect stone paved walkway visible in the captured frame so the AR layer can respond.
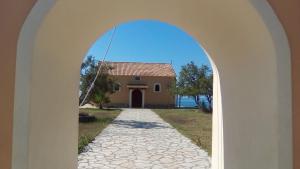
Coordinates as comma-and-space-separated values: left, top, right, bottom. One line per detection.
78, 109, 211, 169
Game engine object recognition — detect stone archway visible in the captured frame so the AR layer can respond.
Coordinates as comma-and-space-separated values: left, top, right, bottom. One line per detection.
11, 1, 292, 169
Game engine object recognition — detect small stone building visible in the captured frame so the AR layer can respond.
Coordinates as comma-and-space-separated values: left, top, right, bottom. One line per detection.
106, 62, 176, 108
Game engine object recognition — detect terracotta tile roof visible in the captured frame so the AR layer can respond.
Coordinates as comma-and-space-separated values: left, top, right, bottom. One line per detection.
104, 62, 176, 77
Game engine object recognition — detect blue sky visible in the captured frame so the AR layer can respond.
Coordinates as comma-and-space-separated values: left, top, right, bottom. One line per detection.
85, 20, 211, 76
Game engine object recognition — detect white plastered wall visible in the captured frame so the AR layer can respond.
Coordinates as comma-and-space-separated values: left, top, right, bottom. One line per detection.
13, 0, 292, 169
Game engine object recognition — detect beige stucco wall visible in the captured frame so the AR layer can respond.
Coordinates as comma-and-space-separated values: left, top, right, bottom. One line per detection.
266, 1, 300, 168
0, 1, 37, 169
0, 0, 298, 169
108, 76, 175, 107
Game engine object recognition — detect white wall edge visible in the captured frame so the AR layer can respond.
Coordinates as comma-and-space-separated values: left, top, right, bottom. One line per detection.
13, 1, 56, 169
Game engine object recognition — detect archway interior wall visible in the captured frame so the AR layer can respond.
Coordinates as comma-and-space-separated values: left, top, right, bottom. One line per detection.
264, 1, 300, 168
251, 2, 293, 168
0, 1, 37, 169
13, 0, 292, 169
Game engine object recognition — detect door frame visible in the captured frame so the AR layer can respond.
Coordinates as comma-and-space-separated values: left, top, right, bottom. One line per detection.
129, 89, 145, 108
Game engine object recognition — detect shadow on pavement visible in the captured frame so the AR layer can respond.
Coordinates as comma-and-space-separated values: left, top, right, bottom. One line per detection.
113, 120, 169, 129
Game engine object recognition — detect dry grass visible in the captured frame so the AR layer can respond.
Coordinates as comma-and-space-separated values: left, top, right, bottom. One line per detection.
78, 108, 121, 153
153, 109, 212, 155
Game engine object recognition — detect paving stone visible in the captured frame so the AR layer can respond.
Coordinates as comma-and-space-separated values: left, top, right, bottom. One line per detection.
78, 109, 211, 169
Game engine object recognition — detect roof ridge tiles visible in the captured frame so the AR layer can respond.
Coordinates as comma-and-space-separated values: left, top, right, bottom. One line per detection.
105, 61, 176, 77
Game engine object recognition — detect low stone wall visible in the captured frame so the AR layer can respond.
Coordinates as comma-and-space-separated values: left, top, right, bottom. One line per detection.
144, 104, 175, 109
105, 103, 175, 109
105, 103, 129, 108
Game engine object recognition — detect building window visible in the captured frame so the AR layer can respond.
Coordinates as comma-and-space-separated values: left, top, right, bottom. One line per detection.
154, 83, 161, 92
133, 76, 141, 81
113, 83, 121, 92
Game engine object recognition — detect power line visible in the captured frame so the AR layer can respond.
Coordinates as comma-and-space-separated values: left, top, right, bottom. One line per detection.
79, 26, 117, 106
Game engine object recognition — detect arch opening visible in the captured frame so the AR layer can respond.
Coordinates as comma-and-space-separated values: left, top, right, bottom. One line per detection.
78, 21, 215, 164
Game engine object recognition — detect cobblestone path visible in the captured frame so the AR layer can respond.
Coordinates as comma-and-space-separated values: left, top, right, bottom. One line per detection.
78, 109, 211, 169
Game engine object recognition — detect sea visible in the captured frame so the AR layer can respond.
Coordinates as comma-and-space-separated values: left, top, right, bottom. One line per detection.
176, 95, 209, 108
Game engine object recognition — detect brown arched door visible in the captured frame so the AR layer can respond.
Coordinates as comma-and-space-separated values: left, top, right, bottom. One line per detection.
132, 89, 142, 108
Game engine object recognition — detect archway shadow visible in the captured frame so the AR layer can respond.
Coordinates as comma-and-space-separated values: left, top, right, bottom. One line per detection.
112, 120, 170, 129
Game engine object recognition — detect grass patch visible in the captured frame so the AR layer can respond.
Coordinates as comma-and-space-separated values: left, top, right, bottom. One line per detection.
153, 109, 212, 155
78, 108, 121, 153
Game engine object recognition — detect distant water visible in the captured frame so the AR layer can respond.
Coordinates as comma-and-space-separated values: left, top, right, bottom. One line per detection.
176, 95, 208, 108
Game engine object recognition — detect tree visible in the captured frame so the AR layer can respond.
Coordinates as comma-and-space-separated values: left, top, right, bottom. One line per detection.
199, 73, 213, 112
176, 61, 213, 112
80, 56, 115, 109
169, 80, 184, 107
